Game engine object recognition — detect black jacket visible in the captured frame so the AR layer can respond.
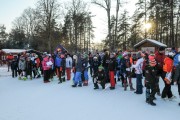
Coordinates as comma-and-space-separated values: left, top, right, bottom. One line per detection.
11, 60, 18, 70
94, 70, 105, 82
145, 65, 159, 84
108, 58, 116, 71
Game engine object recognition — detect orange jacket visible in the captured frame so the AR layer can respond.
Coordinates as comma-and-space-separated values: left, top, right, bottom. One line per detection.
35, 58, 41, 68
6, 55, 14, 60
163, 57, 173, 72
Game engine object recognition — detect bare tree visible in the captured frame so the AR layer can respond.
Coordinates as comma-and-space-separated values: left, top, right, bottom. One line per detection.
92, 0, 112, 50
36, 0, 61, 53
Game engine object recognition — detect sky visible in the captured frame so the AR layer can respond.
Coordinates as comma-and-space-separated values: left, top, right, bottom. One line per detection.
0, 0, 138, 43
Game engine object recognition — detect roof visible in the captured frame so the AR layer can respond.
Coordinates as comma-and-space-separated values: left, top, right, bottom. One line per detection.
134, 39, 167, 48
1, 49, 26, 54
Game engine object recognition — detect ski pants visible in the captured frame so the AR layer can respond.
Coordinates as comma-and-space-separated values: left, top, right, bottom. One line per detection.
136, 74, 143, 94
66, 68, 71, 80
161, 71, 173, 98
74, 72, 82, 85
109, 71, 115, 87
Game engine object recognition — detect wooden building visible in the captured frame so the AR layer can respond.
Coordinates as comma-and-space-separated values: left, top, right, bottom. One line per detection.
134, 39, 167, 52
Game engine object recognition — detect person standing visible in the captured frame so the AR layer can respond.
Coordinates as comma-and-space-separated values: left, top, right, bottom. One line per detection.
72, 53, 83, 87
161, 52, 176, 100
155, 47, 166, 95
6, 53, 14, 72
145, 54, 158, 106
173, 53, 180, 106
66, 53, 72, 81
42, 54, 51, 83
11, 56, 18, 78
108, 53, 116, 90
55, 53, 62, 83
132, 52, 144, 94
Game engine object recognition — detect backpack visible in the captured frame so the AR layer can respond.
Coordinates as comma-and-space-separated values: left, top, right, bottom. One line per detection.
173, 53, 180, 67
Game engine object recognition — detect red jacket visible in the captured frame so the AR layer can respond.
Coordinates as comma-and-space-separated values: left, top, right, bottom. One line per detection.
163, 57, 173, 72
155, 52, 165, 70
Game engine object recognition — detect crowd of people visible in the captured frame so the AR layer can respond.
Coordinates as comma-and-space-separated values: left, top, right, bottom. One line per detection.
4, 47, 180, 106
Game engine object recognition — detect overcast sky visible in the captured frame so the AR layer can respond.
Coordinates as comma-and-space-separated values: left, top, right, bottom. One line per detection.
0, 0, 138, 43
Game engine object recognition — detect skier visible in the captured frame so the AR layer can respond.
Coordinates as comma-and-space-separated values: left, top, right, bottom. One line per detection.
108, 53, 116, 90
26, 57, 33, 80
121, 52, 135, 91
11, 56, 18, 78
173, 52, 180, 106
55, 53, 63, 83
132, 52, 144, 94
145, 54, 158, 106
49, 54, 54, 81
60, 53, 66, 82
18, 56, 26, 80
155, 47, 166, 96
66, 53, 73, 81
82, 53, 89, 86
42, 53, 51, 83
161, 52, 176, 100
72, 53, 83, 87
93, 65, 106, 89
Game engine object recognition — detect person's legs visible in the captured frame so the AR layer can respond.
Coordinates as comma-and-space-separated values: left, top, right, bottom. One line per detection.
136, 74, 143, 94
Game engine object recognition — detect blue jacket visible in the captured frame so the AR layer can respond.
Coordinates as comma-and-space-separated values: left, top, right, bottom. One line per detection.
55, 56, 62, 67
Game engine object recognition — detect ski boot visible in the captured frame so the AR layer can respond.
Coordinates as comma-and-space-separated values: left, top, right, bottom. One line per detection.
130, 84, 135, 91
72, 84, 77, 87
78, 84, 82, 87
110, 86, 115, 90
18, 77, 22, 80
149, 99, 156, 106
23, 77, 27, 81
83, 80, 88, 86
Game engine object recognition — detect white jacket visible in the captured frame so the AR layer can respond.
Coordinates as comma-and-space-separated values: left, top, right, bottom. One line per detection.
66, 57, 72, 68
132, 58, 144, 74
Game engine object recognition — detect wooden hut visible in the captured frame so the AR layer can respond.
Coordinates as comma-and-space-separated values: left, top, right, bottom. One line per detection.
134, 39, 167, 52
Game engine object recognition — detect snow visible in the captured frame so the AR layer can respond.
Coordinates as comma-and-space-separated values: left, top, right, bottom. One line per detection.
0, 66, 180, 120
134, 39, 167, 48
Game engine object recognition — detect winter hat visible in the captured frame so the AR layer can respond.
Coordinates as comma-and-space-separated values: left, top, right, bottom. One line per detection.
122, 52, 128, 57
93, 56, 98, 60
148, 55, 156, 66
73, 55, 77, 60
98, 65, 104, 70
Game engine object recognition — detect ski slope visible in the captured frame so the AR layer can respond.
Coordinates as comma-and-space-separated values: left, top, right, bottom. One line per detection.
0, 66, 180, 120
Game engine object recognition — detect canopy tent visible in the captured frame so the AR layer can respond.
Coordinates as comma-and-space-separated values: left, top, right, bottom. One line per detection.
25, 49, 43, 56
54, 44, 68, 54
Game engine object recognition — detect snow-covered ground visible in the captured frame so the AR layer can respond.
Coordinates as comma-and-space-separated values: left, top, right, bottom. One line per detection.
0, 66, 180, 120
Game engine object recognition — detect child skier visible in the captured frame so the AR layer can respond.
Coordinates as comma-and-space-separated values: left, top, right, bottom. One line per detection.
121, 52, 135, 91
92, 56, 100, 77
18, 56, 26, 80
26, 57, 33, 80
72, 53, 83, 87
11, 56, 18, 78
108, 53, 116, 90
145, 54, 158, 106
93, 65, 106, 89
132, 52, 144, 94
